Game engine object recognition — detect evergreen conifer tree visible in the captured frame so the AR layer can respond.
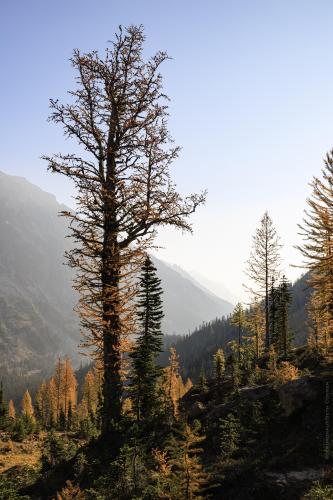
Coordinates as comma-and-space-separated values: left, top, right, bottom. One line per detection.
67, 400, 73, 431
245, 300, 265, 361
230, 303, 246, 362
213, 348, 225, 383
276, 276, 293, 357
59, 407, 66, 431
199, 368, 208, 392
0, 382, 7, 430
219, 413, 241, 458
130, 256, 164, 423
269, 277, 278, 346
229, 351, 241, 389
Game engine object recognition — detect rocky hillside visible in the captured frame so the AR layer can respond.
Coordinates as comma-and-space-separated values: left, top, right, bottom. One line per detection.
181, 348, 333, 499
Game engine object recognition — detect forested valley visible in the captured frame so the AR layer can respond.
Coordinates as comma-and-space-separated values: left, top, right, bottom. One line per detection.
1, 24, 333, 500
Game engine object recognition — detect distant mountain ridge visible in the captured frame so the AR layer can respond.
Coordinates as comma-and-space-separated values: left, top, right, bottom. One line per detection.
160, 273, 311, 381
174, 266, 240, 305
153, 258, 234, 335
168, 264, 236, 305
0, 170, 233, 371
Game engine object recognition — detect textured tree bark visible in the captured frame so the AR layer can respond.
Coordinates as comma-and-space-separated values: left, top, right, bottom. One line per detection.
101, 240, 122, 446
101, 165, 123, 447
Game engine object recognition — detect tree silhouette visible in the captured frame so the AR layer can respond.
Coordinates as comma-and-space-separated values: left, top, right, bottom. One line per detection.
245, 211, 282, 349
43, 25, 205, 450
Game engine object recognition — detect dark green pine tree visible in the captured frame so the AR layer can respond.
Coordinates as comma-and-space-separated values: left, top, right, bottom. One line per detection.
199, 367, 208, 392
0, 382, 8, 430
67, 400, 73, 431
59, 406, 66, 431
130, 256, 164, 424
276, 275, 293, 357
269, 277, 278, 346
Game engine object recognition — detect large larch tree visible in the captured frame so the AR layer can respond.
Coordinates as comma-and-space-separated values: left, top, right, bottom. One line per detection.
297, 150, 333, 352
43, 25, 205, 450
245, 211, 282, 349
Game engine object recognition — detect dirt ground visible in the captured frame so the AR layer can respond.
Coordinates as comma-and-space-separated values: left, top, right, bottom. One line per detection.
0, 433, 41, 474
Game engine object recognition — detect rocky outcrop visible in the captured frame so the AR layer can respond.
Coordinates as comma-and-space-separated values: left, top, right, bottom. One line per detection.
264, 467, 326, 485
277, 376, 322, 416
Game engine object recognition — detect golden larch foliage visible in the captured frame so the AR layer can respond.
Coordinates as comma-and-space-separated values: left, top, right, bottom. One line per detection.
56, 480, 85, 499
8, 400, 15, 420
49, 358, 65, 423
63, 357, 78, 417
164, 347, 189, 417
21, 389, 34, 420
43, 25, 205, 440
80, 369, 98, 418
48, 357, 78, 424
35, 380, 49, 425
245, 300, 265, 360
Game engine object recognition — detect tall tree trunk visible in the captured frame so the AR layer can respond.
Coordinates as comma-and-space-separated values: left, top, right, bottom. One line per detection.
101, 165, 123, 448
101, 236, 122, 447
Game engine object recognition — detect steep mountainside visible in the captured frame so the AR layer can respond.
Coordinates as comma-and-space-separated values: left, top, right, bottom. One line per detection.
0, 171, 79, 372
0, 171, 233, 372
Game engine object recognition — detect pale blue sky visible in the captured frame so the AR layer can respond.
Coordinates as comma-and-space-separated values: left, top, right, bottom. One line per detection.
1, 0, 333, 300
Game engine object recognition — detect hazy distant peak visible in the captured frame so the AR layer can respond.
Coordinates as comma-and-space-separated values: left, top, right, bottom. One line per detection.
0, 170, 73, 214
165, 262, 238, 306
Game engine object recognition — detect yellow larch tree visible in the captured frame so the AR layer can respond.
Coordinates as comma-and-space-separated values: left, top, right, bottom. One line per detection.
48, 358, 65, 425
43, 25, 205, 452
297, 153, 333, 354
22, 389, 34, 420
165, 347, 182, 418
8, 400, 15, 420
245, 300, 265, 361
63, 357, 77, 420
35, 380, 49, 426
81, 369, 98, 418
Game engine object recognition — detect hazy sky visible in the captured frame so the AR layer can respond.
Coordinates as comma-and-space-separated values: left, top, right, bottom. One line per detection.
2, 0, 333, 301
